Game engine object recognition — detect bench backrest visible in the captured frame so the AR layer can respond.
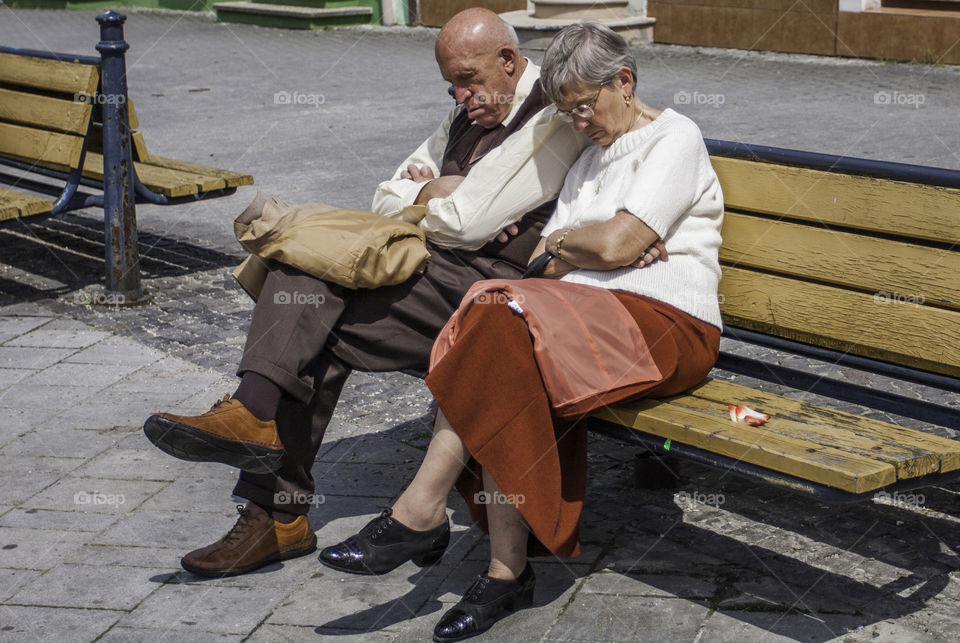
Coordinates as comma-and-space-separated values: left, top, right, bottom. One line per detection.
0, 52, 99, 171
710, 143, 960, 380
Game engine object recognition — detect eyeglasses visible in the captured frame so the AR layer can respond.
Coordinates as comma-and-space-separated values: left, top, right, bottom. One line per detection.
556, 87, 603, 122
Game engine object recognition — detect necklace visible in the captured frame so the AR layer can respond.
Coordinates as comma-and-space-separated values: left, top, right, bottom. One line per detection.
634, 105, 647, 128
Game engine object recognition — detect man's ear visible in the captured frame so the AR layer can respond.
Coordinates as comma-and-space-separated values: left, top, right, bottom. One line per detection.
499, 46, 518, 75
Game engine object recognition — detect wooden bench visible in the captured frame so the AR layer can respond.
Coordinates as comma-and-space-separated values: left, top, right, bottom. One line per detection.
0, 11, 252, 299
589, 139, 960, 502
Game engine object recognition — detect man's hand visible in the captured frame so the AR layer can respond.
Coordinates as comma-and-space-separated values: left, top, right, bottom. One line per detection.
401, 165, 436, 183
631, 239, 669, 268
414, 175, 465, 205
495, 223, 519, 243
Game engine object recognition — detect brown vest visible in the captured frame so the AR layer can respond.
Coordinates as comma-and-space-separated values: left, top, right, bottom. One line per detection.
439, 81, 557, 269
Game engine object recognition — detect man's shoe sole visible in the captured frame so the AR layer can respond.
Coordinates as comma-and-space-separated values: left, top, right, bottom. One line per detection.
143, 414, 286, 474
180, 534, 318, 578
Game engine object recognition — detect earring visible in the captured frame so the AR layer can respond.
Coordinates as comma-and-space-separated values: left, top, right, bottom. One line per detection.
624, 95, 632, 106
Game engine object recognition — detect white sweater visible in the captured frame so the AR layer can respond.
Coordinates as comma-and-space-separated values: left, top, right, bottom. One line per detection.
541, 109, 724, 328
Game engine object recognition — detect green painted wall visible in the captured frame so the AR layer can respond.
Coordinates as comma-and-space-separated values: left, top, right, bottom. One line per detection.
5, 0, 385, 21
254, 0, 380, 24
7, 0, 219, 10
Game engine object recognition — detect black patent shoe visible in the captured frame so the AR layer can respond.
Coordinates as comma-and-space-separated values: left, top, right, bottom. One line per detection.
433, 563, 536, 642
318, 508, 449, 575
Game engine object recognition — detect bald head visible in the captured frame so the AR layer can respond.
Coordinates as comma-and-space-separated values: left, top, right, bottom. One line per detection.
435, 8, 526, 129
436, 8, 519, 59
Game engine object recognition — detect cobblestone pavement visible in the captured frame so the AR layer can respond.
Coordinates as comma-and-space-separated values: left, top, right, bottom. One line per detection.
1, 7, 960, 642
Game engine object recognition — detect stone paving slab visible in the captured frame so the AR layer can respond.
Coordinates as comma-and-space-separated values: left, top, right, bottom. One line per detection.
1, 425, 126, 460
0, 507, 121, 534
0, 605, 124, 641
9, 562, 170, 610
117, 583, 286, 633
0, 346, 76, 370
0, 568, 42, 603
65, 543, 187, 570
0, 455, 81, 507
547, 594, 710, 641
97, 626, 239, 642
0, 525, 92, 571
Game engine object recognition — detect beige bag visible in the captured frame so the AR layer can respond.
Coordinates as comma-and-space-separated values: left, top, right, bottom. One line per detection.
232, 192, 430, 299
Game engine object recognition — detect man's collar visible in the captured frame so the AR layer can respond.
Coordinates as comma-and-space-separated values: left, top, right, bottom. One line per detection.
501, 59, 538, 127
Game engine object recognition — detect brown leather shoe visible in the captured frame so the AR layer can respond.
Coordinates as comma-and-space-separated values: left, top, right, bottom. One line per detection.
181, 503, 317, 578
144, 395, 286, 473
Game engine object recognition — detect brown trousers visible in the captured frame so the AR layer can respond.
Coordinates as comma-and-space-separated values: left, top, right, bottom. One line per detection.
232, 245, 524, 514
425, 291, 721, 558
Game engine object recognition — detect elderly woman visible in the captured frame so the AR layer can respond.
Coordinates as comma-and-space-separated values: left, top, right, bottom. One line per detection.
319, 23, 723, 641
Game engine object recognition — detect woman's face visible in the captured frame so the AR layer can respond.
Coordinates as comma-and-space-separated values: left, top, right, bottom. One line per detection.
556, 73, 634, 147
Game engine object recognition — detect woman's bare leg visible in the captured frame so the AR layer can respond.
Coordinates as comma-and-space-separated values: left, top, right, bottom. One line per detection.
391, 410, 470, 531
482, 467, 529, 581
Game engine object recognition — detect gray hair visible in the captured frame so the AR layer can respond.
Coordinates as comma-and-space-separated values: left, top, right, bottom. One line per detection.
540, 23, 638, 104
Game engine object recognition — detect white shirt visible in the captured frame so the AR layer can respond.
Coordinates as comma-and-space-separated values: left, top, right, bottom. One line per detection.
371, 61, 587, 250
541, 109, 724, 328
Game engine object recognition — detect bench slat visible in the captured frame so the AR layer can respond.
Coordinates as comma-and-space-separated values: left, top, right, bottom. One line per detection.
132, 131, 149, 162
719, 266, 960, 377
593, 401, 896, 493
686, 379, 960, 474
712, 155, 960, 244
0, 188, 53, 221
128, 100, 140, 131
0, 52, 99, 96
673, 393, 941, 479
143, 154, 254, 189
0, 122, 85, 170
0, 88, 93, 135
720, 212, 960, 312
80, 152, 226, 197
87, 130, 152, 163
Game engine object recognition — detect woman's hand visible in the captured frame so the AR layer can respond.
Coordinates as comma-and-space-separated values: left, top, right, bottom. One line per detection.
526, 238, 575, 279
632, 239, 668, 267
543, 256, 577, 278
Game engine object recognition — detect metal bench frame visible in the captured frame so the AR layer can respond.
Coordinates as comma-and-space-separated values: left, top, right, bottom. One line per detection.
0, 11, 238, 301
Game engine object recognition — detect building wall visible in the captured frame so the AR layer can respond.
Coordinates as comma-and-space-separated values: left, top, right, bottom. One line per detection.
647, 0, 960, 63
417, 0, 527, 26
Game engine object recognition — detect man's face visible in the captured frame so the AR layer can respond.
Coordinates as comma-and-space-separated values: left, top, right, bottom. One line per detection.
437, 45, 517, 129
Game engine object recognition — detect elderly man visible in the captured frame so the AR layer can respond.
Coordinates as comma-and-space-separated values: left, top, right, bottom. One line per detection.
143, 7, 584, 577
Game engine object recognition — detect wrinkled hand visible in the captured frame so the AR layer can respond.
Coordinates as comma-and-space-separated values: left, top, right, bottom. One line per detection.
401, 164, 436, 183
414, 175, 465, 205
495, 223, 519, 243
631, 239, 669, 268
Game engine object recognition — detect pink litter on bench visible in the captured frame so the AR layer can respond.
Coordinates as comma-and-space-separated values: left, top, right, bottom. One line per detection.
728, 404, 771, 426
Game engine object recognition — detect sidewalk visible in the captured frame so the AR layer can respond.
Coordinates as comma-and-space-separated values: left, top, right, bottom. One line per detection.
1, 8, 960, 642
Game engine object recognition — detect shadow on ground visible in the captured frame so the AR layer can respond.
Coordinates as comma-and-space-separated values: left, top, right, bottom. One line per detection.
150, 415, 960, 641
0, 211, 241, 305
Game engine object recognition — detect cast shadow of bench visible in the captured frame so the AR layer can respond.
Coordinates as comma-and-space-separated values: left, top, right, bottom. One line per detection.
584, 451, 959, 641
292, 419, 960, 639
0, 210, 243, 304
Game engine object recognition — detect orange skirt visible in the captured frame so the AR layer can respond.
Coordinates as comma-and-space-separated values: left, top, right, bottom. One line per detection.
424, 290, 721, 558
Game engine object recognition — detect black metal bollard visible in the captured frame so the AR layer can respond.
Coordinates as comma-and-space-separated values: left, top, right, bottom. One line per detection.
96, 10, 143, 302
